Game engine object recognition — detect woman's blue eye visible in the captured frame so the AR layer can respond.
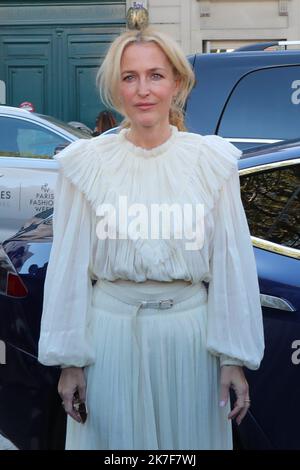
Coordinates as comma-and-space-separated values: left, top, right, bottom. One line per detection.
122, 73, 163, 82
123, 75, 135, 81
152, 73, 163, 80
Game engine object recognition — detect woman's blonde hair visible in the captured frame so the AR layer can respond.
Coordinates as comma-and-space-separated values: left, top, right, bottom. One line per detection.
96, 28, 195, 131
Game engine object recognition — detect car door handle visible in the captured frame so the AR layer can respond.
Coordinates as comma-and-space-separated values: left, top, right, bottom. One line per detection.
0, 173, 4, 177
260, 293, 296, 311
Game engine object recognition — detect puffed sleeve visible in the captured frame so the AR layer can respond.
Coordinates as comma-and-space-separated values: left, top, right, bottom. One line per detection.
38, 164, 95, 368
205, 139, 265, 370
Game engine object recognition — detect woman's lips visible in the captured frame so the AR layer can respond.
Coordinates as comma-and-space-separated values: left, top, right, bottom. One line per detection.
135, 103, 156, 110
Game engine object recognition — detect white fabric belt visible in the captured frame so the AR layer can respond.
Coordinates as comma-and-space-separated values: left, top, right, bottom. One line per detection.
95, 280, 207, 354
97, 280, 207, 310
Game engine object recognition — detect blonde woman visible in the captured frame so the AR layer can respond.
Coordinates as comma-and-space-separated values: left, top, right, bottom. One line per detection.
38, 27, 264, 450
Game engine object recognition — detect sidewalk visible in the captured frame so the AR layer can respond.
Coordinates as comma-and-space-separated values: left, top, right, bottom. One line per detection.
0, 434, 18, 450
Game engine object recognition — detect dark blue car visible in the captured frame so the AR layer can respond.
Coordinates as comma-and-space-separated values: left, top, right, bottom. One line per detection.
0, 208, 66, 449
186, 43, 300, 151
0, 139, 299, 449
235, 140, 300, 449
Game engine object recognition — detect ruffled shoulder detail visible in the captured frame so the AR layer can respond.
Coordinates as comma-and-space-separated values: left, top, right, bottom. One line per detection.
177, 132, 241, 176
54, 134, 117, 211
198, 134, 242, 211
173, 132, 242, 215
201, 134, 242, 169
201, 135, 242, 183
54, 132, 242, 220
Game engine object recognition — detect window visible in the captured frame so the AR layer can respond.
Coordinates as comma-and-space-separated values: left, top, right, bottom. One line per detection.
0, 116, 69, 159
219, 66, 300, 140
240, 164, 300, 250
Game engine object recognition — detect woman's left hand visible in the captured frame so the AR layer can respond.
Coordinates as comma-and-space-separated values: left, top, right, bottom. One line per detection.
219, 365, 250, 426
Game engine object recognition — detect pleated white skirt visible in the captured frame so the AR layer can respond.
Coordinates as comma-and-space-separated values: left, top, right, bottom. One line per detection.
65, 279, 232, 450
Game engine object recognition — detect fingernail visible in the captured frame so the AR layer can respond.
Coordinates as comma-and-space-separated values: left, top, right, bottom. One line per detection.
219, 400, 226, 407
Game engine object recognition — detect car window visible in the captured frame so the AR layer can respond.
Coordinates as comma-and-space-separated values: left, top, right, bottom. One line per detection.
240, 163, 300, 250
0, 116, 69, 159
38, 114, 91, 139
219, 66, 300, 140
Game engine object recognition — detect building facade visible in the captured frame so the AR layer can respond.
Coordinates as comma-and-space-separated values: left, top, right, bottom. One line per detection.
0, 1, 126, 127
139, 0, 300, 54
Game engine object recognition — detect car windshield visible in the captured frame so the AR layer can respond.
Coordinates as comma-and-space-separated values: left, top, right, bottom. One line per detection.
36, 114, 91, 139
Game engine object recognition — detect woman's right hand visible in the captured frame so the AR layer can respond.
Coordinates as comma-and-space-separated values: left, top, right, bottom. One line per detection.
58, 367, 86, 423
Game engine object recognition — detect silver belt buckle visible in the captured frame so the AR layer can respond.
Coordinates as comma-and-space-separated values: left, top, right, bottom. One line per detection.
158, 299, 174, 309
140, 299, 174, 309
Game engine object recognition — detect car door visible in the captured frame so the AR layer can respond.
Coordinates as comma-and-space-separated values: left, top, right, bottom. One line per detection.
0, 114, 70, 241
238, 157, 300, 449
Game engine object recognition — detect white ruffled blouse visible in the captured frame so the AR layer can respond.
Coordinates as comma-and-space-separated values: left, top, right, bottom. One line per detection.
38, 126, 264, 370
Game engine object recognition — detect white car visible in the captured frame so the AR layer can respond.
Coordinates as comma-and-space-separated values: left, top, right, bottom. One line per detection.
0, 106, 91, 241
